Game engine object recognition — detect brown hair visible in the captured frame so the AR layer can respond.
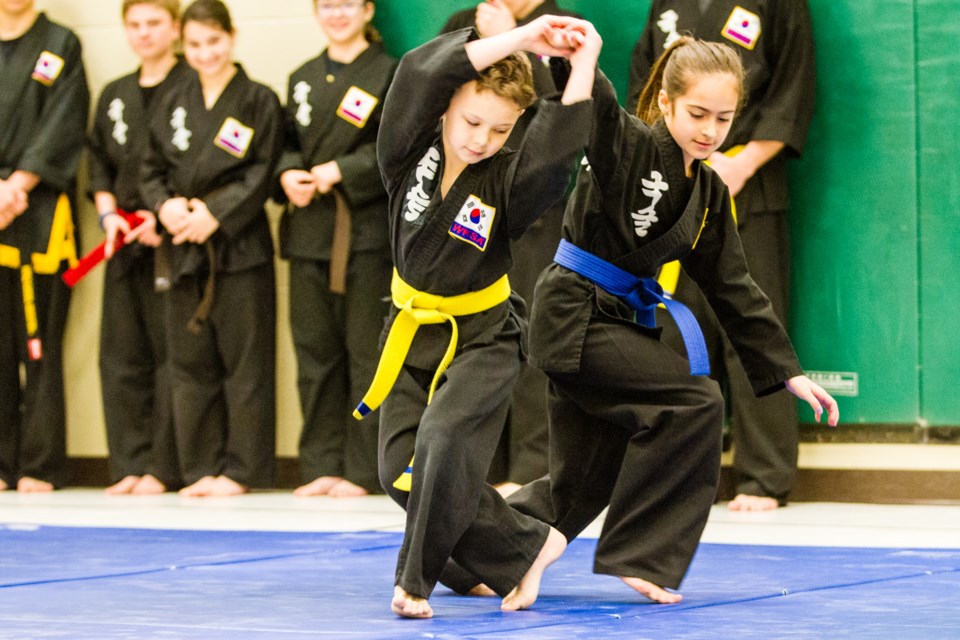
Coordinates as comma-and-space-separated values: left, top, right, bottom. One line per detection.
181, 0, 233, 34
475, 52, 536, 110
635, 36, 745, 125
122, 0, 180, 20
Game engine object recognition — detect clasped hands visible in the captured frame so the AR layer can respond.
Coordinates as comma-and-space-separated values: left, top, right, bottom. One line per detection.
158, 196, 221, 245
280, 161, 342, 209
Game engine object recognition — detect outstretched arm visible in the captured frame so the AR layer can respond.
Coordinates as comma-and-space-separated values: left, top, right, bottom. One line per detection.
464, 14, 584, 72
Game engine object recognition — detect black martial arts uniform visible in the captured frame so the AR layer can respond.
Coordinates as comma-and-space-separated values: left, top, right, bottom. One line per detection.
439, 0, 580, 485
0, 13, 88, 489
375, 29, 591, 599
503, 66, 804, 589
277, 42, 396, 492
627, 0, 817, 502
88, 58, 192, 490
140, 65, 282, 488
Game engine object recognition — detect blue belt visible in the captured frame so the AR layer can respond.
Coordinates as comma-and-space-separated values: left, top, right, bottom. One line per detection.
554, 239, 710, 376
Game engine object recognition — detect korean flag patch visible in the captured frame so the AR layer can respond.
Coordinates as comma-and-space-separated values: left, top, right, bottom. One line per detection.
32, 51, 65, 86
337, 86, 378, 128
214, 117, 254, 159
449, 195, 496, 251
721, 6, 761, 50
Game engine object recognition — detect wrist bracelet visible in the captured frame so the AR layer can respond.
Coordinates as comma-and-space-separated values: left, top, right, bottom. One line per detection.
98, 210, 118, 231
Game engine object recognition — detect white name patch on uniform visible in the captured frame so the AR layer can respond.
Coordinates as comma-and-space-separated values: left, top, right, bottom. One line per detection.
449, 195, 496, 251
32, 51, 65, 86
721, 6, 762, 50
214, 117, 255, 159
337, 86, 378, 128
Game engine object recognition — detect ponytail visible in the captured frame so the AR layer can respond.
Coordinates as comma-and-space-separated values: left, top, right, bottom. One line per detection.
635, 36, 744, 124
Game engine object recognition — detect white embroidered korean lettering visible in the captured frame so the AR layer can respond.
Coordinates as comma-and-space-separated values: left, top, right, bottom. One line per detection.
657, 10, 681, 48
293, 81, 312, 127
631, 171, 669, 237
170, 107, 191, 151
404, 146, 440, 222
108, 98, 128, 145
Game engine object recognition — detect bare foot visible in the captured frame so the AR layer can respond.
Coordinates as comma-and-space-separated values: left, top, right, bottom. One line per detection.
466, 584, 497, 597
728, 493, 779, 511
0, 478, 9, 491
391, 585, 433, 618
501, 526, 567, 611
17, 477, 55, 493
293, 476, 342, 496
620, 576, 683, 604
105, 475, 141, 495
208, 475, 248, 496
132, 474, 167, 495
494, 482, 522, 498
179, 475, 218, 497
328, 479, 368, 498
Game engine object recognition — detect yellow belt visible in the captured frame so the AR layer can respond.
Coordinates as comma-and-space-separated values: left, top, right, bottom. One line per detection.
353, 268, 511, 420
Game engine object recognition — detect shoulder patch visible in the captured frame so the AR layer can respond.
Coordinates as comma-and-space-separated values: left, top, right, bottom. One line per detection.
721, 6, 762, 50
214, 117, 255, 159
32, 51, 65, 86
337, 86, 379, 128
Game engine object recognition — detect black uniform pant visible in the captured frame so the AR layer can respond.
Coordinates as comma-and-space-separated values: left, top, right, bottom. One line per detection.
508, 318, 724, 589
0, 264, 70, 488
165, 263, 276, 488
289, 252, 390, 491
100, 254, 179, 488
378, 325, 548, 599
494, 204, 562, 485
664, 209, 798, 502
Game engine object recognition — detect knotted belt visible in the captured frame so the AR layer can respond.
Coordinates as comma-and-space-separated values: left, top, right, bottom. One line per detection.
554, 238, 710, 376
353, 268, 512, 420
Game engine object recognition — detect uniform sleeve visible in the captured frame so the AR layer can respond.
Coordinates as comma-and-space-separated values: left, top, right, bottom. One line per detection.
139, 113, 175, 212
749, 2, 816, 155
87, 90, 117, 197
17, 34, 89, 191
275, 76, 305, 182
336, 141, 385, 209
625, 7, 658, 114
203, 88, 284, 238
377, 28, 481, 191
502, 93, 592, 236
680, 182, 802, 395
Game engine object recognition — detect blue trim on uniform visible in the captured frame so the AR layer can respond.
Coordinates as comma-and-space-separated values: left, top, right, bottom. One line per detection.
554, 239, 710, 376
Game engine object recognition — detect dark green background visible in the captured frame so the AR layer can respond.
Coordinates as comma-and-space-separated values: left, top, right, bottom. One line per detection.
373, 1, 960, 427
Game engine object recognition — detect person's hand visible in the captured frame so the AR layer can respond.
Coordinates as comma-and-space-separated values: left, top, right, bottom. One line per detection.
706, 152, 750, 197
171, 198, 220, 245
310, 161, 342, 195
475, 0, 516, 38
126, 210, 162, 248
0, 180, 27, 227
785, 375, 840, 426
565, 20, 601, 68
519, 15, 585, 58
102, 212, 131, 259
158, 197, 191, 235
281, 169, 317, 207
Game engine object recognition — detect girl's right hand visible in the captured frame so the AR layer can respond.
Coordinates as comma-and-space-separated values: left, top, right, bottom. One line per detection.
281, 169, 317, 208
566, 21, 602, 68
521, 15, 584, 58
158, 197, 191, 235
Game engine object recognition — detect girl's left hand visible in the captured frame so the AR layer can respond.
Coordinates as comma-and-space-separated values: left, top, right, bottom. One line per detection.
785, 375, 840, 426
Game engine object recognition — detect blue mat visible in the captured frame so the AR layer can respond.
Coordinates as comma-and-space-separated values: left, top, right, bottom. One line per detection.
1, 524, 958, 639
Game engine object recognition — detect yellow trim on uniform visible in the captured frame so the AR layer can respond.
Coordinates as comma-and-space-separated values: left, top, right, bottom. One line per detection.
20, 265, 37, 336
353, 269, 512, 421
656, 145, 744, 296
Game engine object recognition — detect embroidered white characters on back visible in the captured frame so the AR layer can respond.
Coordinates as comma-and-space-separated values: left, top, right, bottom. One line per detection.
404, 146, 440, 223
293, 81, 313, 127
449, 195, 496, 251
171, 107, 192, 151
631, 171, 669, 238
214, 117, 255, 159
108, 98, 129, 145
722, 6, 762, 50
337, 86, 378, 128
32, 51, 65, 85
657, 10, 681, 49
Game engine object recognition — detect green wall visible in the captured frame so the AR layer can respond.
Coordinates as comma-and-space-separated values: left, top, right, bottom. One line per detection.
373, 1, 959, 427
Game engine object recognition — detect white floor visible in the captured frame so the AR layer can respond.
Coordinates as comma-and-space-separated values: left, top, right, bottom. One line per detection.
1, 489, 958, 550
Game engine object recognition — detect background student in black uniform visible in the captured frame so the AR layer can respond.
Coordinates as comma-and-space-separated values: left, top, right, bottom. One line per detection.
278, 0, 396, 499
140, 0, 283, 497
367, 17, 596, 618
438, 0, 580, 497
502, 36, 837, 604
0, 0, 89, 493
88, 0, 191, 496
627, 0, 817, 511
